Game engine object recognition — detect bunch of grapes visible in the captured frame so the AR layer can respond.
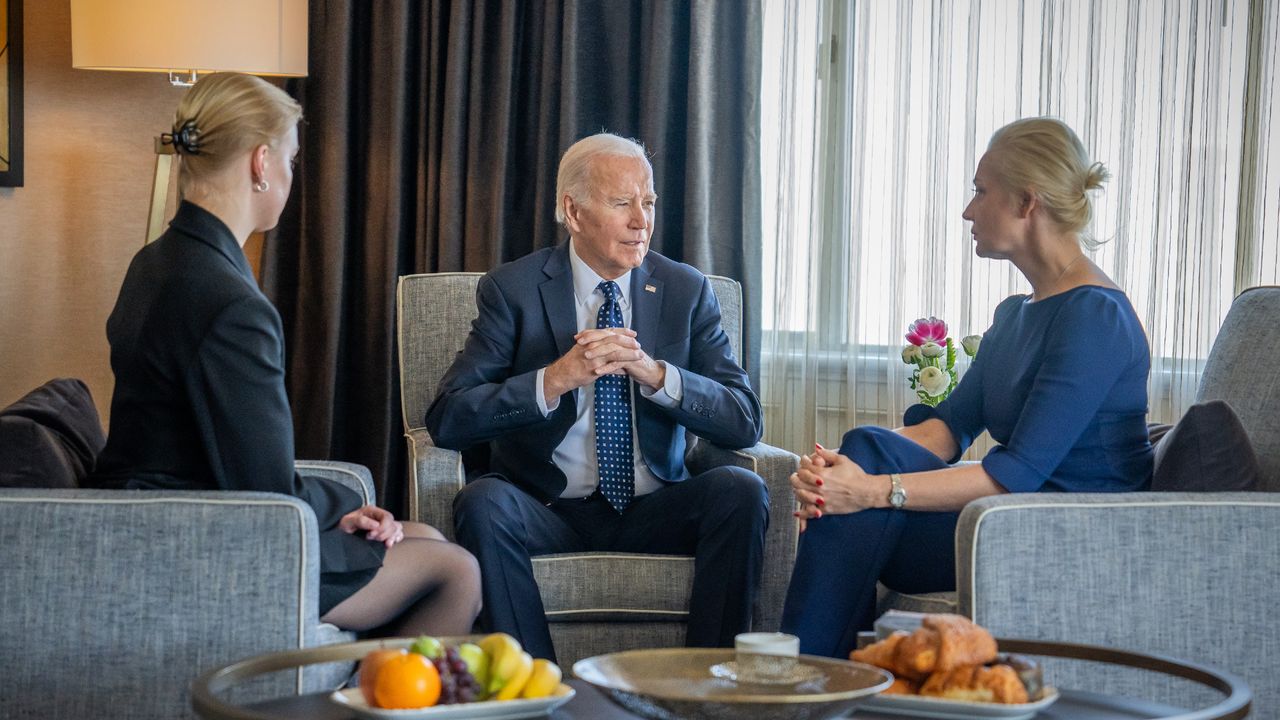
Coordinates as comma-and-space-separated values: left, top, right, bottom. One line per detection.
432, 646, 481, 704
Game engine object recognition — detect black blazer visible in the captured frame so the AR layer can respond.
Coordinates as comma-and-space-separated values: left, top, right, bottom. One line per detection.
424, 243, 763, 502
93, 202, 380, 575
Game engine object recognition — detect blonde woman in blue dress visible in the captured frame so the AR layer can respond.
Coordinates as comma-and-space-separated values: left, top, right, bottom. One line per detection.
781, 117, 1153, 657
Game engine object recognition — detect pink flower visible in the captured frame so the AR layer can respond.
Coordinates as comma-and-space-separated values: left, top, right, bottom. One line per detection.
906, 316, 948, 346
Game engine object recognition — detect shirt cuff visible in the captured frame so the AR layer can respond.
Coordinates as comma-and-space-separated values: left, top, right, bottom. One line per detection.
638, 361, 682, 407
903, 403, 940, 427
535, 368, 558, 415
981, 447, 1048, 493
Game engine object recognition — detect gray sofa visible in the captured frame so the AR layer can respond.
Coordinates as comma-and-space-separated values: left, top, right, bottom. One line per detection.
0, 459, 373, 720
397, 271, 800, 668
880, 286, 1280, 714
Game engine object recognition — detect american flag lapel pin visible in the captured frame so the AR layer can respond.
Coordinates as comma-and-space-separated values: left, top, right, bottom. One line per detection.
645, 284, 657, 293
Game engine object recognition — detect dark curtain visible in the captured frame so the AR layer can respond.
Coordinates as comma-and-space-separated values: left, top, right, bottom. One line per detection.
263, 0, 762, 515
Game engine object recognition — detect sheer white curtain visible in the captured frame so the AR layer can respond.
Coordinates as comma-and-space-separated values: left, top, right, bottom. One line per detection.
761, 0, 1280, 456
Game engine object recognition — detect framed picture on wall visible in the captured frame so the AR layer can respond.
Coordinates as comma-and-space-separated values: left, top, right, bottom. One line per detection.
1, 0, 23, 187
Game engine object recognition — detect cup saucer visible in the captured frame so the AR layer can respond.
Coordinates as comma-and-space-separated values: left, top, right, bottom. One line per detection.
709, 660, 826, 686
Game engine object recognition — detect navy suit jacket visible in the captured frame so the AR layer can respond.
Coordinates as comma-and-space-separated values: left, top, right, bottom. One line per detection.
424, 243, 763, 502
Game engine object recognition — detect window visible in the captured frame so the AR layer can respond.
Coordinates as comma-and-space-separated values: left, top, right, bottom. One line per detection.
760, 0, 1280, 452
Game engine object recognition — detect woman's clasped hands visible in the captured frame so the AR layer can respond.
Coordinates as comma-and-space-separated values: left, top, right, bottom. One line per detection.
791, 443, 881, 531
339, 505, 406, 548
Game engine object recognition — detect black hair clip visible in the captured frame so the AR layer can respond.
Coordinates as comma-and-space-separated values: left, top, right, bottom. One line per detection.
160, 120, 202, 155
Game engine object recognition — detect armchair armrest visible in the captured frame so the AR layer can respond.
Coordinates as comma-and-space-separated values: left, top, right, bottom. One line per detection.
686, 440, 800, 632
405, 427, 466, 540
295, 459, 377, 506
0, 487, 330, 717
955, 491, 1280, 709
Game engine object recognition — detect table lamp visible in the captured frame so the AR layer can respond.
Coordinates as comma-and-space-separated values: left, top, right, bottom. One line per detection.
70, 0, 308, 243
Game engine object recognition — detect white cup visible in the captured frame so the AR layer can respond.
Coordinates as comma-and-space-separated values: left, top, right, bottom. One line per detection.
734, 632, 800, 682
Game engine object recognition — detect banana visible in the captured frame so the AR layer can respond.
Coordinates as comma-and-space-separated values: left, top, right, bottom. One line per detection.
519, 658, 562, 699
479, 633, 526, 697
493, 651, 534, 700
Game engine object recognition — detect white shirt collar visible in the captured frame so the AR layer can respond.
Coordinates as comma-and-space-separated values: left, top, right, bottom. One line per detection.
568, 238, 631, 309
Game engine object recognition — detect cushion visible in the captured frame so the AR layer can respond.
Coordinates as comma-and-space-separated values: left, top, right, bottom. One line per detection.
0, 378, 106, 488
1151, 400, 1261, 492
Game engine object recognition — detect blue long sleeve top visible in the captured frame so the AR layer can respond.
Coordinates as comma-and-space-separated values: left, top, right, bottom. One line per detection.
905, 286, 1153, 493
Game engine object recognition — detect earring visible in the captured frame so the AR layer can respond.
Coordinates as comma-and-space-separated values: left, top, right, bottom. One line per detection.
253, 180, 270, 193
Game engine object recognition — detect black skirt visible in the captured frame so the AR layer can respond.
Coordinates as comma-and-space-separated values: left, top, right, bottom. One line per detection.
318, 526, 387, 616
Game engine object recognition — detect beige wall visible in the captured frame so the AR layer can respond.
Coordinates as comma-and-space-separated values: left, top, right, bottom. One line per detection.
0, 1, 185, 419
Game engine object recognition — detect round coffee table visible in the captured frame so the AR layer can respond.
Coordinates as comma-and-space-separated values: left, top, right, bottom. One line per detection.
191, 637, 1251, 720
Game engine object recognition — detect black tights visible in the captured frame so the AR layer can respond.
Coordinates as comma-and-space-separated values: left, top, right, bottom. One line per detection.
321, 522, 482, 637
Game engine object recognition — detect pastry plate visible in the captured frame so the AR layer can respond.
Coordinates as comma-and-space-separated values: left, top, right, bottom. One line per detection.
329, 684, 575, 719
857, 687, 1059, 720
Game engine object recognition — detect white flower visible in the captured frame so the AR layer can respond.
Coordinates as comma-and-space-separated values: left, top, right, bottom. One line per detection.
901, 345, 922, 363
961, 334, 982, 357
921, 341, 944, 358
918, 366, 952, 397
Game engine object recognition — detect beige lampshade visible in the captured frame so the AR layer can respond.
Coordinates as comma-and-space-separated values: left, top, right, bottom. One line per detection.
70, 0, 307, 77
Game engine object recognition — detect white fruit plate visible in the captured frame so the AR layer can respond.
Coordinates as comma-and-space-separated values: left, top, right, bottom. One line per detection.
329, 684, 575, 719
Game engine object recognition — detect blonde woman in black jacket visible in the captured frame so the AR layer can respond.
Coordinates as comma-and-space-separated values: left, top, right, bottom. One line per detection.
94, 73, 480, 636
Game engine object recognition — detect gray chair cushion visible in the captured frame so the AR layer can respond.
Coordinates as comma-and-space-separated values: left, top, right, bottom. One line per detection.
875, 587, 957, 617
1151, 400, 1261, 492
533, 553, 694, 622
552, 622, 687, 671
398, 272, 483, 434
1196, 286, 1280, 491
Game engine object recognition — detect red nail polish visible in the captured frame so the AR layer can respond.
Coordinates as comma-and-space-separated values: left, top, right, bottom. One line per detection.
815, 442, 825, 451
815, 509, 823, 518
815, 479, 823, 487
815, 497, 825, 506
793, 511, 801, 518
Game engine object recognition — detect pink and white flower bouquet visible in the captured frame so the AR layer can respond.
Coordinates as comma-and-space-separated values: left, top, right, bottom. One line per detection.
901, 316, 981, 407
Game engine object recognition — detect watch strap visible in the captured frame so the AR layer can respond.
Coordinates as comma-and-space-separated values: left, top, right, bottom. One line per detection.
889, 472, 906, 508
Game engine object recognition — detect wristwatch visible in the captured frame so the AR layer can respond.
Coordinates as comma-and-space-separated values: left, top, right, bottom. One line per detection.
888, 473, 908, 509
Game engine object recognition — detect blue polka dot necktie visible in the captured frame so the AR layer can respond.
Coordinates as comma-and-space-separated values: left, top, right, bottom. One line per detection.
594, 280, 635, 513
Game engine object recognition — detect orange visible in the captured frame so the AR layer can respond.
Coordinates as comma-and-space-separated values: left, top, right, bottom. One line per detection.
358, 648, 407, 706
373, 653, 441, 709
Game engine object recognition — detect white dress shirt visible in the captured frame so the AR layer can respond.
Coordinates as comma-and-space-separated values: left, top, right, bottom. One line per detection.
534, 240, 684, 499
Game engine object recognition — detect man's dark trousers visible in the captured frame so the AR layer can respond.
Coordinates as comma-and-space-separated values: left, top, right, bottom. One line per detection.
453, 466, 769, 663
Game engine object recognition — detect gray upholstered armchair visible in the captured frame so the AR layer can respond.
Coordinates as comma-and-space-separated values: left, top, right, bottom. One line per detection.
878, 286, 1280, 714
0, 460, 374, 720
397, 271, 799, 667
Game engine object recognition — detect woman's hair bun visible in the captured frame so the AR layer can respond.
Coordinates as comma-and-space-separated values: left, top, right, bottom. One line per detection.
1084, 161, 1110, 192
161, 120, 202, 155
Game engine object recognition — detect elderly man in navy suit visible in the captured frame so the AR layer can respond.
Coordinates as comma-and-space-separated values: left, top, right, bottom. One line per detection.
424, 133, 768, 662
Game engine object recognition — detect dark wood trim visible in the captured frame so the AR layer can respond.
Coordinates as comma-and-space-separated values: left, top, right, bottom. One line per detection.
0, 0, 22, 187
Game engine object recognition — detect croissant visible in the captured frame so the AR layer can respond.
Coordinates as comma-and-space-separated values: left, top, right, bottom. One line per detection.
849, 630, 908, 672
919, 663, 1029, 704
851, 614, 998, 681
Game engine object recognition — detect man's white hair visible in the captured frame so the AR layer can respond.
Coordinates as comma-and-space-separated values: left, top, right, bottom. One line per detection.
554, 133, 653, 225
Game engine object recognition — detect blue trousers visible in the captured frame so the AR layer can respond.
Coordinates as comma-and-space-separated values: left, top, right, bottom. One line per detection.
780, 426, 958, 658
